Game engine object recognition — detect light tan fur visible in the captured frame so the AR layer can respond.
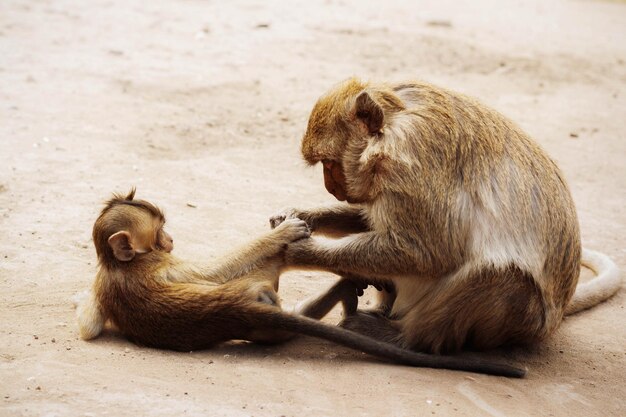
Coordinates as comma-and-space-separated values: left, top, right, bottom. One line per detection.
272, 78, 622, 354
75, 290, 104, 340
566, 249, 621, 315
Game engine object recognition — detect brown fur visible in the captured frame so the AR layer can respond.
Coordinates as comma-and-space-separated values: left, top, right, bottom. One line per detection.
272, 78, 619, 354
76, 190, 525, 377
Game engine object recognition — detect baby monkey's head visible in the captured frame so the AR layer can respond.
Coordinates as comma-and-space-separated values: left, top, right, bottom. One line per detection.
93, 189, 173, 266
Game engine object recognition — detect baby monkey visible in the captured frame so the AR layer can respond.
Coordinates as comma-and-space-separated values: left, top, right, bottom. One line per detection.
75, 190, 525, 377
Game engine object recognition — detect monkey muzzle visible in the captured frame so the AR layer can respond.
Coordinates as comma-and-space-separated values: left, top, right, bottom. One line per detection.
323, 160, 348, 202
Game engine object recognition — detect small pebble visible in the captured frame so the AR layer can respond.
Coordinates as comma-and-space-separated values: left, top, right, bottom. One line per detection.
426, 20, 452, 28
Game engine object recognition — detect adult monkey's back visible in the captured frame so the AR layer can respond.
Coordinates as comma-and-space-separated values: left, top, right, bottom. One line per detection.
271, 78, 621, 353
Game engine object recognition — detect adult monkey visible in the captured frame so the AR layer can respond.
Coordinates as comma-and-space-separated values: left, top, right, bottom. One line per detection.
271, 78, 621, 354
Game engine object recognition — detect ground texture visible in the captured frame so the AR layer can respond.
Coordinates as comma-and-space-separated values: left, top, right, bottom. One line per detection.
1, 0, 625, 416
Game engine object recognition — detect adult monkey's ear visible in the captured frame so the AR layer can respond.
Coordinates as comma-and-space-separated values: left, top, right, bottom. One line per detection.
108, 231, 135, 261
355, 91, 384, 135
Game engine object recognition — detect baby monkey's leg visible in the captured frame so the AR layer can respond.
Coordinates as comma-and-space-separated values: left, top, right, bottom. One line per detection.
295, 278, 363, 319
296, 274, 396, 319
246, 268, 362, 344
296, 276, 401, 345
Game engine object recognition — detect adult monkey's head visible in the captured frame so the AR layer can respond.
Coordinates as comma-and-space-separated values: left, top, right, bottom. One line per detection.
301, 78, 405, 204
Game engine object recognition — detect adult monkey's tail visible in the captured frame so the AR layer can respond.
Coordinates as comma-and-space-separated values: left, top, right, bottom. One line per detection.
565, 249, 621, 315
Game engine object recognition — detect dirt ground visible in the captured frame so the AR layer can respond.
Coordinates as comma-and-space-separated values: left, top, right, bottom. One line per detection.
1, 0, 625, 416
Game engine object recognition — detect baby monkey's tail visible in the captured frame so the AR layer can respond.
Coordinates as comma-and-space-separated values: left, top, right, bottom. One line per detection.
265, 312, 526, 378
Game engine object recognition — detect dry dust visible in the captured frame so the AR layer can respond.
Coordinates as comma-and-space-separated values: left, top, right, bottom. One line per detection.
1, 0, 625, 416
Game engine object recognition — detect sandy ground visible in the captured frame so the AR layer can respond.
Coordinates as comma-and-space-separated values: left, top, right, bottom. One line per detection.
1, 0, 625, 416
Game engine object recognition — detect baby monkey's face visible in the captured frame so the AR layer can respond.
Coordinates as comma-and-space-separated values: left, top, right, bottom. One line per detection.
154, 221, 174, 253
136, 209, 173, 253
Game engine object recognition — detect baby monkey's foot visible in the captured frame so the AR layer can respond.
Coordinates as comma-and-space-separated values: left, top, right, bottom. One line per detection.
273, 218, 311, 243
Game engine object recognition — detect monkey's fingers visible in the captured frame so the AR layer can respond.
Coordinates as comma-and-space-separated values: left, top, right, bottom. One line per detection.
269, 215, 285, 229
269, 208, 303, 230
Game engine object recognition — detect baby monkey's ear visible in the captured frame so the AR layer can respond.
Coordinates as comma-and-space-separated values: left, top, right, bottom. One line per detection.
108, 231, 135, 261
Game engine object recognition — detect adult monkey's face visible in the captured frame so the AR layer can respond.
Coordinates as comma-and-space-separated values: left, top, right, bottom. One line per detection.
323, 159, 368, 204
322, 160, 348, 202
